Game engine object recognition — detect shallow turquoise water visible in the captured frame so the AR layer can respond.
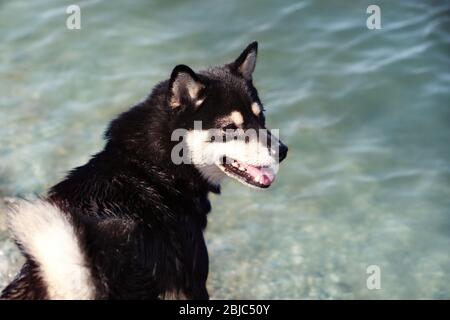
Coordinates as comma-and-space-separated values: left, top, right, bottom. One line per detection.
1, 0, 449, 299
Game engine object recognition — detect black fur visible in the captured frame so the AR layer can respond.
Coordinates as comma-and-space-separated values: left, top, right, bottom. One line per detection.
1, 42, 287, 299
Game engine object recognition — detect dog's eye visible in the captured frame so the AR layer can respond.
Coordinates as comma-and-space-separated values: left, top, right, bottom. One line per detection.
222, 124, 238, 131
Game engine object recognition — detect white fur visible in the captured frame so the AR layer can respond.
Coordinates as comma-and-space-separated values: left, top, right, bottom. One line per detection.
186, 129, 278, 167
251, 102, 261, 116
230, 111, 244, 126
7, 200, 95, 300
198, 164, 225, 186
185, 128, 280, 185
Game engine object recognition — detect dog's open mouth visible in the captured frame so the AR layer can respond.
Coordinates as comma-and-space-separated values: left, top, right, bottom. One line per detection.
218, 157, 275, 188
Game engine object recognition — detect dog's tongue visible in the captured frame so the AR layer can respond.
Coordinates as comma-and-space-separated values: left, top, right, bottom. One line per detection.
242, 164, 275, 186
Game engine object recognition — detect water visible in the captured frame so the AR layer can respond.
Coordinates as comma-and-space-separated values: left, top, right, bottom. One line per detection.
1, 0, 449, 299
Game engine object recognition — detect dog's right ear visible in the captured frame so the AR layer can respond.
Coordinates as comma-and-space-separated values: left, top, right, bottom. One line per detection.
229, 41, 258, 81
168, 65, 205, 109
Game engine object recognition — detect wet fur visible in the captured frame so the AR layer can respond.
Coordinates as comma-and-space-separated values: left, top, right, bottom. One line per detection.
2, 87, 214, 299
1, 42, 287, 299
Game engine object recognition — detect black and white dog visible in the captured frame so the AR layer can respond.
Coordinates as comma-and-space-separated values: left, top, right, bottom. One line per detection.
1, 42, 288, 300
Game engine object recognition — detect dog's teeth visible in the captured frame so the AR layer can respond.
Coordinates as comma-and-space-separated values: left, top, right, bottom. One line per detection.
255, 175, 261, 183
232, 162, 238, 168
239, 167, 245, 171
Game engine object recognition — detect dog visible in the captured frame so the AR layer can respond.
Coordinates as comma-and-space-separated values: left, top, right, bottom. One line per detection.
1, 42, 288, 299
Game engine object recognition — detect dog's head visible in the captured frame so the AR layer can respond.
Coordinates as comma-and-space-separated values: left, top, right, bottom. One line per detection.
168, 42, 288, 189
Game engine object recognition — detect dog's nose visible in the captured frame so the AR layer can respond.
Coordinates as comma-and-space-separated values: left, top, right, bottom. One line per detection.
279, 143, 288, 162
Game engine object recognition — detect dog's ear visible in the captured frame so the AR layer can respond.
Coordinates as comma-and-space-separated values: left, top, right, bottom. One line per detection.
168, 65, 205, 109
229, 41, 258, 80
